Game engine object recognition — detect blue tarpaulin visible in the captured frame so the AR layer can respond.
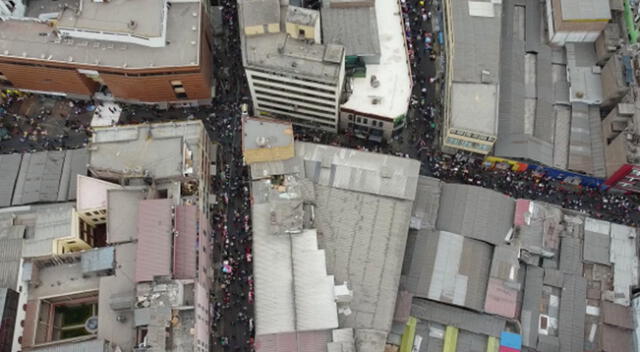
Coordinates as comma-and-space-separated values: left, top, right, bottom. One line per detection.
500, 332, 522, 350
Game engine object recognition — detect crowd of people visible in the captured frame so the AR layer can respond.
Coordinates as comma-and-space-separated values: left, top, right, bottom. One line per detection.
0, 91, 93, 153
207, 0, 255, 351
1, 1, 640, 351
297, 0, 640, 227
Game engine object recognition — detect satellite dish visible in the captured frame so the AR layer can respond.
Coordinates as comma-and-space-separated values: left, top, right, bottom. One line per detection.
255, 136, 268, 148
85, 316, 98, 333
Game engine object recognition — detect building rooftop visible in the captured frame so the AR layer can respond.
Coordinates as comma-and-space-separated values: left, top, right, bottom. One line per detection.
404, 230, 492, 311
106, 189, 146, 244
0, 225, 25, 290
450, 0, 501, 85
436, 183, 515, 245
450, 82, 499, 136
250, 141, 420, 350
0, 0, 201, 69
90, 120, 205, 180
135, 199, 173, 282
242, 117, 295, 164
244, 33, 344, 83
239, 0, 281, 28
559, 0, 611, 21
339, 0, 411, 119
320, 6, 380, 58
296, 142, 420, 200
5, 149, 88, 207
495, 0, 563, 167
57, 0, 164, 38
286, 6, 319, 26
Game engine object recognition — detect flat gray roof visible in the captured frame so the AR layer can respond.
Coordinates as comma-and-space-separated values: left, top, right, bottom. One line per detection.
243, 117, 294, 150
91, 137, 183, 179
321, 7, 380, 58
98, 242, 137, 351
90, 121, 204, 179
0, 1, 200, 69
106, 189, 146, 244
57, 0, 163, 37
244, 33, 343, 83
239, 0, 281, 27
450, 83, 499, 136
560, 0, 611, 20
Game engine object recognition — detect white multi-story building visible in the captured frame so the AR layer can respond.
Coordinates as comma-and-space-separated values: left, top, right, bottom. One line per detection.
239, 0, 345, 132
323, 0, 412, 142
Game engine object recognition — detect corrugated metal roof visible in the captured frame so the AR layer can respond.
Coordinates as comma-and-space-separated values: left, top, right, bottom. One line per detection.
321, 7, 380, 57
610, 223, 637, 305
13, 151, 65, 205
393, 290, 413, 324
0, 225, 25, 290
513, 199, 531, 226
406, 230, 492, 311
410, 176, 441, 230
495, 0, 564, 166
411, 299, 506, 337
60, 148, 89, 201
559, 237, 582, 274
135, 199, 173, 282
256, 330, 332, 352
0, 154, 21, 207
314, 184, 412, 333
521, 265, 543, 348
436, 183, 515, 245
457, 330, 488, 352
253, 196, 338, 335
173, 205, 198, 279
484, 278, 518, 318
296, 142, 420, 201
583, 221, 610, 266
23, 203, 74, 258
558, 273, 586, 352
81, 246, 115, 274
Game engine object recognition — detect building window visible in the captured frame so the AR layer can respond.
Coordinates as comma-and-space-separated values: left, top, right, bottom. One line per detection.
299, 29, 305, 37
356, 117, 361, 123
170, 80, 188, 99
348, 114, 354, 121
378, 121, 384, 127
363, 118, 368, 124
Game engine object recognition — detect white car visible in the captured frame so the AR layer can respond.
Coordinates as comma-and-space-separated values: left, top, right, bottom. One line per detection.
241, 103, 249, 117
